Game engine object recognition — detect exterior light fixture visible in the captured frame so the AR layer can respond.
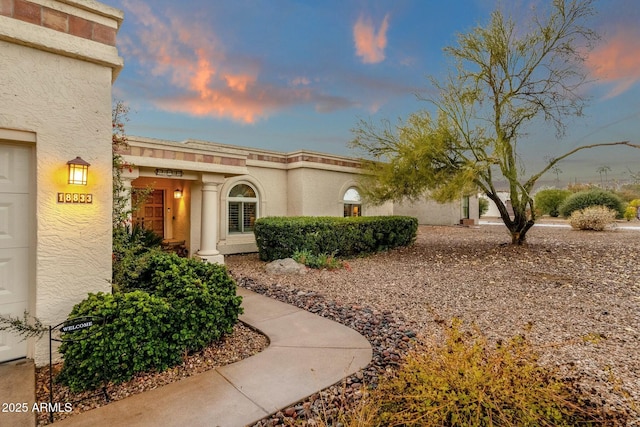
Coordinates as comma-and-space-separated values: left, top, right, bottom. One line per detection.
67, 157, 90, 185
174, 188, 183, 199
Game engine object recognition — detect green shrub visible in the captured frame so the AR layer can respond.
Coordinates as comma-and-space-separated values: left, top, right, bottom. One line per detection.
623, 199, 640, 221
534, 188, 572, 217
478, 197, 489, 217
558, 189, 625, 218
119, 251, 243, 352
112, 224, 162, 291
623, 206, 637, 221
569, 206, 617, 231
57, 291, 176, 392
254, 216, 418, 261
350, 319, 608, 426
59, 252, 243, 392
292, 249, 345, 270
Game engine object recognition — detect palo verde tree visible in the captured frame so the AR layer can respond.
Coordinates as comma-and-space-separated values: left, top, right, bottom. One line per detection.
351, 0, 639, 244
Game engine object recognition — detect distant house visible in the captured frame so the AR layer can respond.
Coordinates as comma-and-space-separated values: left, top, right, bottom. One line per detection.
122, 136, 480, 263
478, 192, 512, 218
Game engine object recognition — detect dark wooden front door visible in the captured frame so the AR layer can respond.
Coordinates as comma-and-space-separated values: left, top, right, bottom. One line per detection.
133, 189, 164, 238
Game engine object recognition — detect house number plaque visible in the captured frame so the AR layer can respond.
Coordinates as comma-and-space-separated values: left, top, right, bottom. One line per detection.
57, 193, 93, 204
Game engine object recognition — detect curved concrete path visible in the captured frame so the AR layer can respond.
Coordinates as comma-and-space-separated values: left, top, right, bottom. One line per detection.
51, 287, 372, 427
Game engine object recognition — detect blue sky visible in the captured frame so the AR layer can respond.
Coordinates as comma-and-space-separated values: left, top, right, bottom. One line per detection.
104, 0, 640, 186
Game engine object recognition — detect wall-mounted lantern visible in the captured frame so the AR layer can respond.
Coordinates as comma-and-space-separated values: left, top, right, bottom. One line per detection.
67, 157, 90, 185
174, 188, 183, 199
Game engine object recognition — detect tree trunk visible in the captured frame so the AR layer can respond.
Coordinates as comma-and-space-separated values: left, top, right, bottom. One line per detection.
508, 216, 534, 245
485, 191, 534, 245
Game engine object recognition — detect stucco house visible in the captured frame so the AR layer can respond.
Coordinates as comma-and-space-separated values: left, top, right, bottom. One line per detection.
0, 0, 123, 364
0, 0, 477, 366
121, 136, 479, 263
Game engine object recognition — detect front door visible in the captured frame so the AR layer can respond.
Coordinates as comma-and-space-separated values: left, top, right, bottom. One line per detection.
0, 143, 32, 362
133, 189, 165, 238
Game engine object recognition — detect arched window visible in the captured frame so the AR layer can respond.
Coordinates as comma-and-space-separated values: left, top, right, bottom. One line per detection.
343, 187, 362, 217
228, 183, 258, 233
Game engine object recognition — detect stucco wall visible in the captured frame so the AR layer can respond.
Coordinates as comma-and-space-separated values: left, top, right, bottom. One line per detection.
0, 41, 114, 364
393, 192, 481, 225
0, 0, 123, 365
290, 167, 393, 217
394, 198, 462, 225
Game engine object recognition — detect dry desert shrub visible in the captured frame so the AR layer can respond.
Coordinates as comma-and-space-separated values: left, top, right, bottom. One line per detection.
569, 206, 617, 231
337, 319, 618, 427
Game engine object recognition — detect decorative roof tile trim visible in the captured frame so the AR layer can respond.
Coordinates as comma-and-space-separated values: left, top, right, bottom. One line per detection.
286, 155, 361, 169
247, 153, 287, 164
121, 146, 246, 167
3, 0, 117, 46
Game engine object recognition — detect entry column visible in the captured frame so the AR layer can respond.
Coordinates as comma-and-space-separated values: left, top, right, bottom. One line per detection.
197, 175, 225, 264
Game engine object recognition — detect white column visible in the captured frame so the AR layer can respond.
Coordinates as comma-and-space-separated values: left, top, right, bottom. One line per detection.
197, 177, 225, 264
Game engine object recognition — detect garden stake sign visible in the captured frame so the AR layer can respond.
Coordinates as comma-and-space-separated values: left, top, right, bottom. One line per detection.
49, 316, 106, 423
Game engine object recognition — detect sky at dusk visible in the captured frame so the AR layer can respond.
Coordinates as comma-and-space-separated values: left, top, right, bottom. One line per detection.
104, 0, 640, 187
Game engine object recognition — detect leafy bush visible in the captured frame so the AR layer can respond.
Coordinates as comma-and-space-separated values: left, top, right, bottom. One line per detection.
624, 206, 637, 221
57, 291, 175, 392
478, 197, 489, 217
569, 206, 617, 231
623, 199, 640, 221
347, 319, 609, 426
117, 251, 243, 352
292, 249, 345, 270
254, 216, 418, 261
559, 189, 625, 218
534, 188, 571, 217
112, 224, 162, 291
59, 252, 243, 391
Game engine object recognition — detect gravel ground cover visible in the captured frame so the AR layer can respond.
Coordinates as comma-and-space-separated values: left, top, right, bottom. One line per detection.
227, 223, 640, 426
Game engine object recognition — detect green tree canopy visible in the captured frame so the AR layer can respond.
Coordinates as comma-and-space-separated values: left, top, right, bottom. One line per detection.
351, 0, 639, 244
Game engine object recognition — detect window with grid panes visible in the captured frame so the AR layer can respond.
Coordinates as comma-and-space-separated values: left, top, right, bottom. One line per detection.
343, 187, 362, 217
228, 184, 258, 233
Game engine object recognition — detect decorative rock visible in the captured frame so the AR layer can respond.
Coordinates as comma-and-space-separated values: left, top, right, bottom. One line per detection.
240, 277, 418, 427
265, 258, 307, 275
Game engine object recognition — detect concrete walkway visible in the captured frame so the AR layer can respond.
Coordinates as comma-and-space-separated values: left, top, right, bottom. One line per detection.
43, 287, 372, 427
0, 359, 36, 427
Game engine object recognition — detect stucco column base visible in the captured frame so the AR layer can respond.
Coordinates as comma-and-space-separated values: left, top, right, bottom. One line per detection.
196, 253, 225, 265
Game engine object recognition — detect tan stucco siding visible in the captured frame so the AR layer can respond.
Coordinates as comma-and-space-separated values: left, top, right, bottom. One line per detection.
394, 198, 462, 225
0, 40, 114, 364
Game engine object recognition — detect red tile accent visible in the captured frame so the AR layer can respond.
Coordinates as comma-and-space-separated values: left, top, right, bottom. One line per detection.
43, 7, 67, 32
0, 0, 13, 17
92, 22, 116, 46
69, 14, 92, 39
203, 155, 214, 163
14, 0, 40, 25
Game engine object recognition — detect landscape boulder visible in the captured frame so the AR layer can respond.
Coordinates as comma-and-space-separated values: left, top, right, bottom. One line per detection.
265, 258, 307, 275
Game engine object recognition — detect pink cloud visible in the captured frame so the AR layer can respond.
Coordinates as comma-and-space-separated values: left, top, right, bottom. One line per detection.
587, 27, 640, 99
353, 13, 390, 64
120, 1, 322, 123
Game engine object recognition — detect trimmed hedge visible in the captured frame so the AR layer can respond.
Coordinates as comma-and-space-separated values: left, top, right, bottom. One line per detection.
559, 189, 625, 218
254, 216, 418, 261
58, 252, 243, 392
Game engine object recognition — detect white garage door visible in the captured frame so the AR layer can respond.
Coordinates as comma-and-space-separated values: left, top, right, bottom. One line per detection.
0, 143, 32, 362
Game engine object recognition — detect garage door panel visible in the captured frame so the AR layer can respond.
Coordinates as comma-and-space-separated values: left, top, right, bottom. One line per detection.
0, 194, 29, 249
0, 142, 31, 362
0, 144, 30, 194
0, 302, 29, 362
0, 248, 29, 305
